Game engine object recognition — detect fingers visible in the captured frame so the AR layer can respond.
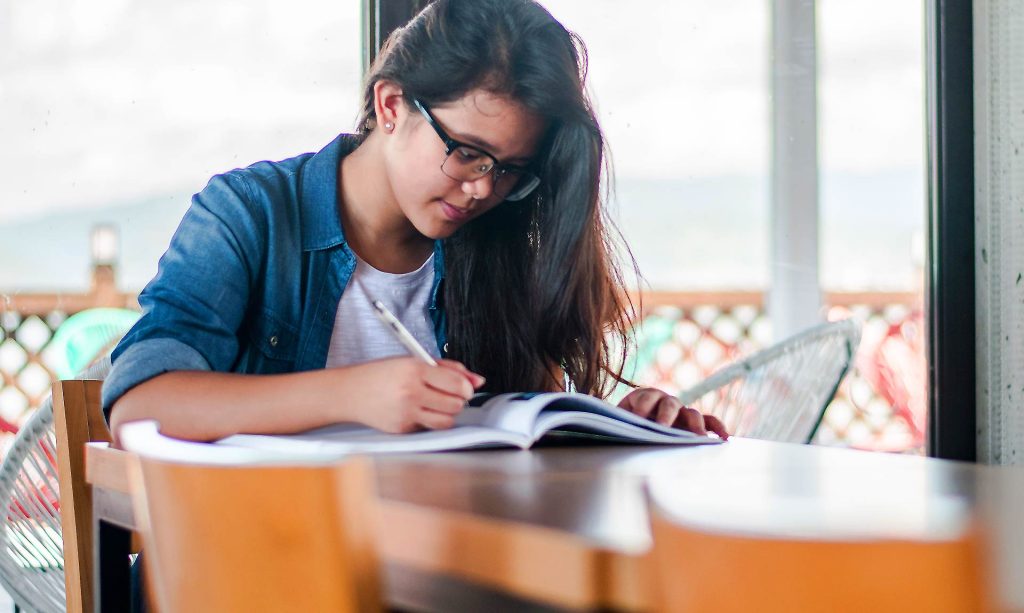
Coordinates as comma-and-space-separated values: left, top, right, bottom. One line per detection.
620, 388, 729, 439
438, 359, 486, 388
653, 396, 683, 428
619, 388, 662, 419
405, 382, 464, 431
416, 408, 456, 430
674, 406, 708, 436
418, 385, 466, 416
422, 363, 477, 399
703, 414, 730, 440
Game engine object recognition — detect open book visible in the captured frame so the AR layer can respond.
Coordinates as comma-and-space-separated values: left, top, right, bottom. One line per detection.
218, 392, 722, 456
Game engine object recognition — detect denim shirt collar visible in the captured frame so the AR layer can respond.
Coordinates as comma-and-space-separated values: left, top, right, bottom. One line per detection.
298, 133, 447, 309
298, 133, 359, 252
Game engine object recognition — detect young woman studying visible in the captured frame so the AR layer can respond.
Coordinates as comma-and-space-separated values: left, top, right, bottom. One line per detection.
103, 0, 729, 443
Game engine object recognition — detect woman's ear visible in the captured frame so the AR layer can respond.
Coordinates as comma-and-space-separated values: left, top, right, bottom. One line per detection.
372, 80, 405, 133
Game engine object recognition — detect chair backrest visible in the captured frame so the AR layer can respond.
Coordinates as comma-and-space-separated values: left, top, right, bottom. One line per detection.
119, 421, 382, 612
53, 377, 111, 613
646, 493, 991, 613
677, 318, 861, 443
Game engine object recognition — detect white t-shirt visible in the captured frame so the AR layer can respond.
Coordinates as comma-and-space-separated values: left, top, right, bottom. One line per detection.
325, 252, 441, 368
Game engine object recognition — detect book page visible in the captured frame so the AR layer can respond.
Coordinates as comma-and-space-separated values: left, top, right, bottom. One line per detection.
219, 414, 530, 456
533, 411, 715, 445
471, 393, 561, 435
478, 392, 721, 444
532, 393, 704, 438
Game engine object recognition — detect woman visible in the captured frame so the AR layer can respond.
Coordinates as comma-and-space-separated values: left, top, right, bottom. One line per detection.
105, 0, 729, 442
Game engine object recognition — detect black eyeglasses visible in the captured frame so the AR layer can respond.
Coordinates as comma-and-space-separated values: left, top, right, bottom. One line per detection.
413, 98, 540, 202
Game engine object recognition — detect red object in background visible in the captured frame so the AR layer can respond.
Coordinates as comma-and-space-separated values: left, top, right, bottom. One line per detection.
6, 481, 59, 522
833, 305, 927, 452
0, 418, 17, 435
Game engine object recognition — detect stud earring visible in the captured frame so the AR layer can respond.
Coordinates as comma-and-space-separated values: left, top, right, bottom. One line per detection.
384, 122, 394, 131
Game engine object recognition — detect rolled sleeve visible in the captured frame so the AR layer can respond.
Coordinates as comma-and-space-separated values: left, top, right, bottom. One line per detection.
102, 338, 211, 417
102, 172, 266, 419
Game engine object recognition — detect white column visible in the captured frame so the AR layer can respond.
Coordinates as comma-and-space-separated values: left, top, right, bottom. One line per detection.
975, 0, 1024, 466
769, 0, 821, 341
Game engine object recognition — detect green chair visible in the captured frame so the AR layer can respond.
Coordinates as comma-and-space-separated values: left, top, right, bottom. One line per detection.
48, 308, 140, 380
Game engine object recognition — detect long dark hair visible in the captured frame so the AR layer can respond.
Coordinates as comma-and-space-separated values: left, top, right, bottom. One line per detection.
357, 0, 639, 397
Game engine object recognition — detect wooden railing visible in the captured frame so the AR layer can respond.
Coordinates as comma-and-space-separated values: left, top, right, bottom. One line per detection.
0, 273, 925, 452
1, 266, 137, 317
0, 267, 136, 423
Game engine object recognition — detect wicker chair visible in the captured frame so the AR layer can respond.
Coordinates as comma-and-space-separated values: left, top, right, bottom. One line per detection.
0, 307, 137, 612
677, 319, 861, 444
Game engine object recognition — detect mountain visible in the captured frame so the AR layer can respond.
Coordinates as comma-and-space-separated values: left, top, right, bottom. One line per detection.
0, 169, 924, 295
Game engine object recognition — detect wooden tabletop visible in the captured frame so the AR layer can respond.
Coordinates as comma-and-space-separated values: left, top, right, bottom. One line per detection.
86, 439, 1024, 612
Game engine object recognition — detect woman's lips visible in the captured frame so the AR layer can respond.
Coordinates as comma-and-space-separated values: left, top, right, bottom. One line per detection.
440, 199, 473, 222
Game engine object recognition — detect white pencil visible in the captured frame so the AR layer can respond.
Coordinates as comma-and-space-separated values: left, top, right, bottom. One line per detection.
371, 299, 439, 366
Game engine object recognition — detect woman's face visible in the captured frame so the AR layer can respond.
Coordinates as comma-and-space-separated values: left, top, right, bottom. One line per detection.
379, 86, 546, 239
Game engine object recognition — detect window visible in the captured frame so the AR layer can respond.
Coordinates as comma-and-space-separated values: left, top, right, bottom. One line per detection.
543, 0, 926, 451
0, 0, 362, 421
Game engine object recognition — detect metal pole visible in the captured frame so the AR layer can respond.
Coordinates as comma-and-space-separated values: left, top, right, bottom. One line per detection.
769, 0, 821, 341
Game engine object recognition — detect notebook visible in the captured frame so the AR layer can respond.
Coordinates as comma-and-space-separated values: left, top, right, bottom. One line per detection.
218, 392, 723, 456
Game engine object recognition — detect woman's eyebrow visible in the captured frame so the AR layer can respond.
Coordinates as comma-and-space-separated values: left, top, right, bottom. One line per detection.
452, 130, 532, 164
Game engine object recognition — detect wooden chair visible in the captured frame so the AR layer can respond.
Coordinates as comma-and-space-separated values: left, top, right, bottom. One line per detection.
0, 359, 118, 613
119, 421, 383, 612
646, 488, 992, 613
53, 378, 112, 613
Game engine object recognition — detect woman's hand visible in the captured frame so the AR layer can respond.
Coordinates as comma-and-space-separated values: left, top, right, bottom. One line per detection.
617, 387, 729, 439
338, 357, 485, 434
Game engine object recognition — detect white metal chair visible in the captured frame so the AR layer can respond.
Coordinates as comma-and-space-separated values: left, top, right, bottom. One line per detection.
677, 319, 861, 444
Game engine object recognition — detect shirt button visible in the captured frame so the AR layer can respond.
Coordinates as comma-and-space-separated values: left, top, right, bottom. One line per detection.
269, 335, 279, 347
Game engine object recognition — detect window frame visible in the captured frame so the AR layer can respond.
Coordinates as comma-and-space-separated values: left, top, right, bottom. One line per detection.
362, 0, 432, 73
925, 0, 976, 461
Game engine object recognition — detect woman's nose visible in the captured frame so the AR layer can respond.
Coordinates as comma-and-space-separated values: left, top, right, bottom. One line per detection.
462, 173, 494, 201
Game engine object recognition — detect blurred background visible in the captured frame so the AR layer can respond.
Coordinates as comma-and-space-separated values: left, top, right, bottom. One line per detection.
0, 0, 926, 452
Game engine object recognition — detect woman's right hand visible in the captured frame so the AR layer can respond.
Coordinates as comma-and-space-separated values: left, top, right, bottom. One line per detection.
336, 357, 486, 433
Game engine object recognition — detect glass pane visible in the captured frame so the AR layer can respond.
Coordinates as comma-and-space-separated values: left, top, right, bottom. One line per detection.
542, 0, 926, 452
0, 0, 362, 421
544, 1, 769, 292
819, 0, 926, 452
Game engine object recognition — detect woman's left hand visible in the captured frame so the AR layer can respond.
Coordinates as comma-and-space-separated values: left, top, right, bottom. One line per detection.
617, 387, 730, 439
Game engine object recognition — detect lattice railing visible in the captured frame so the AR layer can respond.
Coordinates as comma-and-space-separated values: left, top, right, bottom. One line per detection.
0, 267, 136, 433
0, 311, 65, 429
0, 284, 924, 453
625, 291, 925, 453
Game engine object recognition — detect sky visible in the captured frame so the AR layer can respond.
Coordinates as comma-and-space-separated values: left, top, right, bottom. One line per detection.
0, 0, 925, 291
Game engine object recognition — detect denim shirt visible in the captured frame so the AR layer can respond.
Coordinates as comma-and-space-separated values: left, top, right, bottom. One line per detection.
102, 134, 448, 417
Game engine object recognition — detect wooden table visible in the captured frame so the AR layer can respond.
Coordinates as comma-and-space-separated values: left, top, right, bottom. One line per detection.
85, 439, 1024, 612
